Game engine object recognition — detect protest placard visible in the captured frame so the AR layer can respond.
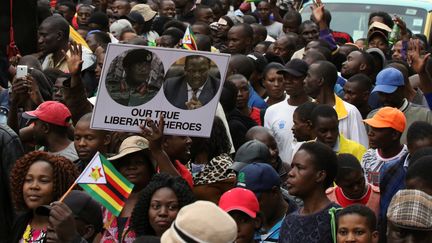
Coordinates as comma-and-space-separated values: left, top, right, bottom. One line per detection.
90, 43, 231, 138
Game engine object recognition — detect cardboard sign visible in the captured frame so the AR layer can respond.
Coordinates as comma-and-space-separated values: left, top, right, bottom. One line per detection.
90, 43, 230, 138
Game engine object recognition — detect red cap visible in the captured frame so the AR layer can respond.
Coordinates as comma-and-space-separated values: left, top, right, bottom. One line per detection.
218, 188, 259, 218
23, 101, 71, 127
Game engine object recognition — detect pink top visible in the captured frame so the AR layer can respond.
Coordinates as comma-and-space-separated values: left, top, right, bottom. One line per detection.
20, 224, 47, 243
100, 208, 136, 243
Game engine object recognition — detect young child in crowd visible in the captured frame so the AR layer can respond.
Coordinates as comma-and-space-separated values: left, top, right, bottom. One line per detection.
327, 154, 380, 217
336, 204, 379, 243
279, 141, 340, 243
311, 104, 366, 161
9, 151, 79, 243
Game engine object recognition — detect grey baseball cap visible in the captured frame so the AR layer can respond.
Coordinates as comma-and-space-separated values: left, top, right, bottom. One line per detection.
230, 140, 271, 172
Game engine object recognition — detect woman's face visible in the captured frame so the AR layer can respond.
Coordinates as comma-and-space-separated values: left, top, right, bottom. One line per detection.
263, 68, 285, 100
287, 149, 320, 198
117, 152, 154, 190
149, 187, 180, 236
23, 160, 54, 209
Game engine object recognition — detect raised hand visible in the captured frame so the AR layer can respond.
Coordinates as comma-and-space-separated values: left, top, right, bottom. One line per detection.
48, 201, 79, 242
64, 41, 83, 76
10, 76, 30, 106
393, 16, 406, 32
139, 115, 181, 176
140, 116, 165, 150
408, 39, 431, 75
311, 0, 325, 25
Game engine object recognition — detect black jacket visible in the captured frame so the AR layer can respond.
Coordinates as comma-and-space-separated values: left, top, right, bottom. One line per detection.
0, 124, 24, 243
9, 211, 33, 243
226, 109, 258, 150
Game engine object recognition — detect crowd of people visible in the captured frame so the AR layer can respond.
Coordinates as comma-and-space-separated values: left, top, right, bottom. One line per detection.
1, 0, 432, 242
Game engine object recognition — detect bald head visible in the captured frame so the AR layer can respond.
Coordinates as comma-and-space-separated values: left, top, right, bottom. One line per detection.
227, 24, 254, 54
245, 126, 280, 167
246, 126, 273, 140
41, 15, 70, 40
38, 15, 70, 55
303, 50, 326, 65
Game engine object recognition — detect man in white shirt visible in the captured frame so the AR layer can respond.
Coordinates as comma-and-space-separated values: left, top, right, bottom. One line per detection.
265, 59, 311, 163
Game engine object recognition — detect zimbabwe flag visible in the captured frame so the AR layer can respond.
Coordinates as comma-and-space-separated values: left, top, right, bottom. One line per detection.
76, 152, 134, 216
182, 26, 197, 50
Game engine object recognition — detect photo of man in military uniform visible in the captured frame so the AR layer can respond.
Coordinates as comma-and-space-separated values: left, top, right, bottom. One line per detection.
105, 48, 164, 106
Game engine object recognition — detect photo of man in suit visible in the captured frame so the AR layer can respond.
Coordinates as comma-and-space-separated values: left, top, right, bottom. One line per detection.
164, 55, 220, 110
105, 48, 164, 106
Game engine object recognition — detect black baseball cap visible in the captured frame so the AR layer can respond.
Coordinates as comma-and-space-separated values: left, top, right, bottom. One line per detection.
277, 59, 309, 77
121, 11, 145, 25
64, 190, 103, 233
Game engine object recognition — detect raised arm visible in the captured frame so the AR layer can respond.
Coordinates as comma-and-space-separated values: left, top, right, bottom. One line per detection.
63, 42, 93, 125
408, 39, 432, 108
140, 116, 181, 177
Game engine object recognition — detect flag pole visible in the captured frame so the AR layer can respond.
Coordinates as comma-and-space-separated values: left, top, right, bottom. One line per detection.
59, 181, 77, 202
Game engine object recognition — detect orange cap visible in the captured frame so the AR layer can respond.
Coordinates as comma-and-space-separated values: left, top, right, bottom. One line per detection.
364, 107, 406, 133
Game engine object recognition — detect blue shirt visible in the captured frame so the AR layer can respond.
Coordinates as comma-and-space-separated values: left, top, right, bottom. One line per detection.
424, 92, 432, 109
379, 153, 408, 223
255, 217, 284, 242
248, 85, 268, 109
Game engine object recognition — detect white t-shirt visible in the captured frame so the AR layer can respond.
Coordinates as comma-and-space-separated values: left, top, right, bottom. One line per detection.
42, 142, 79, 162
264, 96, 297, 164
290, 47, 305, 60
